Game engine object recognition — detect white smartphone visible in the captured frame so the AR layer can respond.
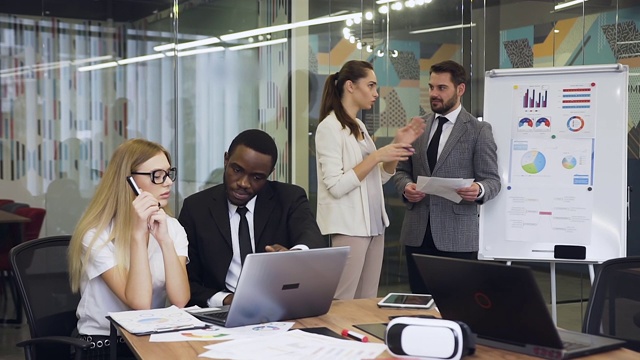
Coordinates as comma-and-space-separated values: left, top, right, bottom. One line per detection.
126, 176, 142, 195
377, 293, 434, 309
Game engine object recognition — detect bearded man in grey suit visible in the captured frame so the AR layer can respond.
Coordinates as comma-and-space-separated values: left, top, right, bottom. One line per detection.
393, 60, 501, 294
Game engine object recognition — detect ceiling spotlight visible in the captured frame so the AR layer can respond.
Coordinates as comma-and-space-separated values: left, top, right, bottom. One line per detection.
346, 19, 354, 26
391, 2, 403, 10
554, 0, 587, 11
377, 49, 384, 57
390, 50, 399, 57
379, 5, 389, 14
366, 45, 373, 53
425, 0, 433, 3
554, 29, 560, 33
365, 11, 374, 20
349, 36, 356, 43
356, 41, 362, 49
248, 37, 254, 43
258, 35, 264, 41
405, 0, 416, 8
416, 0, 425, 4
354, 17, 361, 24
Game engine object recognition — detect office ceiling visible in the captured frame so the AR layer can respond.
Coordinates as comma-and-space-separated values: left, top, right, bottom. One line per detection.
0, 0, 515, 24
0, 0, 630, 40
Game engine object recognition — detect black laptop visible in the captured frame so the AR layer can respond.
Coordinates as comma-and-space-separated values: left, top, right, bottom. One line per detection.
413, 254, 625, 359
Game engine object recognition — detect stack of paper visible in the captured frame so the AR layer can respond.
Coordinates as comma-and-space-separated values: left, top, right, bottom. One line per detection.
108, 305, 208, 335
199, 329, 387, 360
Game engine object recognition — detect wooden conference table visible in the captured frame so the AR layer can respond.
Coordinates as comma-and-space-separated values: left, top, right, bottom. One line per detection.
115, 298, 640, 359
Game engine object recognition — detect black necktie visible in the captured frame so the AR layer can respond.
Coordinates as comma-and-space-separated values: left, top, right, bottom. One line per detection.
236, 207, 252, 265
427, 116, 447, 172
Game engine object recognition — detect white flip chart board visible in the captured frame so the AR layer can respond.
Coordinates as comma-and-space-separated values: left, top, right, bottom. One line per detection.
479, 64, 628, 263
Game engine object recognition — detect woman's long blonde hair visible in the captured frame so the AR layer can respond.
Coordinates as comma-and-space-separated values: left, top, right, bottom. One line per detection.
68, 139, 171, 292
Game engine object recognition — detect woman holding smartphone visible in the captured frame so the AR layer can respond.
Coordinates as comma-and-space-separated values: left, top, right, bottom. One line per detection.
68, 138, 189, 360
315, 60, 425, 300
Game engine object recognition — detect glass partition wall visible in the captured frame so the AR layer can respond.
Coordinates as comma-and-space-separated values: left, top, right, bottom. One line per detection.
1, 0, 639, 331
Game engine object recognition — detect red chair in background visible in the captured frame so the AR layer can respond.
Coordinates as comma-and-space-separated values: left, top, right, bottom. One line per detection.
14, 207, 46, 242
0, 207, 46, 324
0, 199, 15, 208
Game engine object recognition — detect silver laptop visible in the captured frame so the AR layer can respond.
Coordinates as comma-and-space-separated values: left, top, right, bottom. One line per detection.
413, 254, 625, 359
190, 247, 349, 328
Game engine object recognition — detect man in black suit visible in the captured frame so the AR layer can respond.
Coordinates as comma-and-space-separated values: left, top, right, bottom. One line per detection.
179, 129, 326, 307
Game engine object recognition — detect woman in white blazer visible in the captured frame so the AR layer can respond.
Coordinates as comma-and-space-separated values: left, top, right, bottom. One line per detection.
315, 60, 425, 299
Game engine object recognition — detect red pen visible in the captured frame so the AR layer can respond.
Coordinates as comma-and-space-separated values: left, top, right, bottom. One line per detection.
342, 329, 369, 342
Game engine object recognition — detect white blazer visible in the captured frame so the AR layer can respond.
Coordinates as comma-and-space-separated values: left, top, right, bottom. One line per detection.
315, 111, 391, 236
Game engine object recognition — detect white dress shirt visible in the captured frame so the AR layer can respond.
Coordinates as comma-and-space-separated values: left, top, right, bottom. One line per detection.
207, 196, 308, 307
430, 104, 462, 158
430, 104, 484, 199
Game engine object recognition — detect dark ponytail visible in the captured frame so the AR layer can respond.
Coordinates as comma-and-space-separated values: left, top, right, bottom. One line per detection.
319, 60, 373, 137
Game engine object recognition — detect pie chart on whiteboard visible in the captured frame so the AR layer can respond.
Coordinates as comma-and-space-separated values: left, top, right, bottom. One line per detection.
521, 150, 546, 174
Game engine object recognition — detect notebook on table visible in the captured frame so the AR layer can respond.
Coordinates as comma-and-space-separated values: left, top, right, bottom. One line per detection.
413, 254, 625, 359
189, 246, 349, 328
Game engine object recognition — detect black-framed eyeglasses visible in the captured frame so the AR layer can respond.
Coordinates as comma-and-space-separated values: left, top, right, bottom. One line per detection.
131, 167, 177, 184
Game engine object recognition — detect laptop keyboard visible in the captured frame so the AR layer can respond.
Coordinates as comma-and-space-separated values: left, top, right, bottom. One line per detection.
195, 309, 228, 323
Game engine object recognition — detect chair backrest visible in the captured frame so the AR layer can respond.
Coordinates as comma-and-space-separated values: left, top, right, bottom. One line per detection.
583, 256, 640, 351
0, 199, 15, 207
14, 207, 47, 241
10, 235, 80, 359
1, 202, 29, 212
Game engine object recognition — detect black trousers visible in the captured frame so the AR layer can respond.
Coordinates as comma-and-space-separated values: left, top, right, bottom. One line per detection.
405, 220, 477, 294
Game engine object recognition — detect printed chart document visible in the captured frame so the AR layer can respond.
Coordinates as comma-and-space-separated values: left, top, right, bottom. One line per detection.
199, 329, 387, 360
149, 321, 294, 342
416, 176, 475, 203
108, 305, 208, 335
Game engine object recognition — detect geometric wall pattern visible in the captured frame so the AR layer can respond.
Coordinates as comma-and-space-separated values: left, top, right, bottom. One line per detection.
601, 21, 640, 60
380, 89, 408, 128
389, 51, 420, 80
503, 38, 534, 68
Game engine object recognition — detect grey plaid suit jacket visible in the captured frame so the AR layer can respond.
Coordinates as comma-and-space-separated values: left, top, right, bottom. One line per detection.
392, 107, 500, 251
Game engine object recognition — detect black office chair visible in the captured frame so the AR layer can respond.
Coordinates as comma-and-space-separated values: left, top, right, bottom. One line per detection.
10, 235, 90, 360
583, 256, 640, 351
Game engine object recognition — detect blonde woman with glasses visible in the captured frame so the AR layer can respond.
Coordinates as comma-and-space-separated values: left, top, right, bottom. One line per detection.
68, 139, 189, 360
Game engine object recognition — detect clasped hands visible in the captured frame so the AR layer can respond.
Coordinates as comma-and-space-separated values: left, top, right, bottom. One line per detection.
132, 192, 170, 243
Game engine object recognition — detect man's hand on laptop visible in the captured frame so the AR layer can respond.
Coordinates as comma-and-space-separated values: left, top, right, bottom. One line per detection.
223, 294, 234, 306
265, 244, 289, 252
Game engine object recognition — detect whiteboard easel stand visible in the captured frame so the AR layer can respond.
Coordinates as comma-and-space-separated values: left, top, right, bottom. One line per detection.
481, 64, 628, 326
504, 259, 597, 325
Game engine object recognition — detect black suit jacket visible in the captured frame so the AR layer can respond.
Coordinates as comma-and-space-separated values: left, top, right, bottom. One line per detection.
178, 181, 327, 307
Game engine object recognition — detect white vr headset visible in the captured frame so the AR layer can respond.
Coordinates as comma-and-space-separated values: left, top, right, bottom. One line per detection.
386, 317, 476, 359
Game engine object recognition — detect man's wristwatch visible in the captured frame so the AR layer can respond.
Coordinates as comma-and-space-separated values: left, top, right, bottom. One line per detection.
476, 183, 483, 198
